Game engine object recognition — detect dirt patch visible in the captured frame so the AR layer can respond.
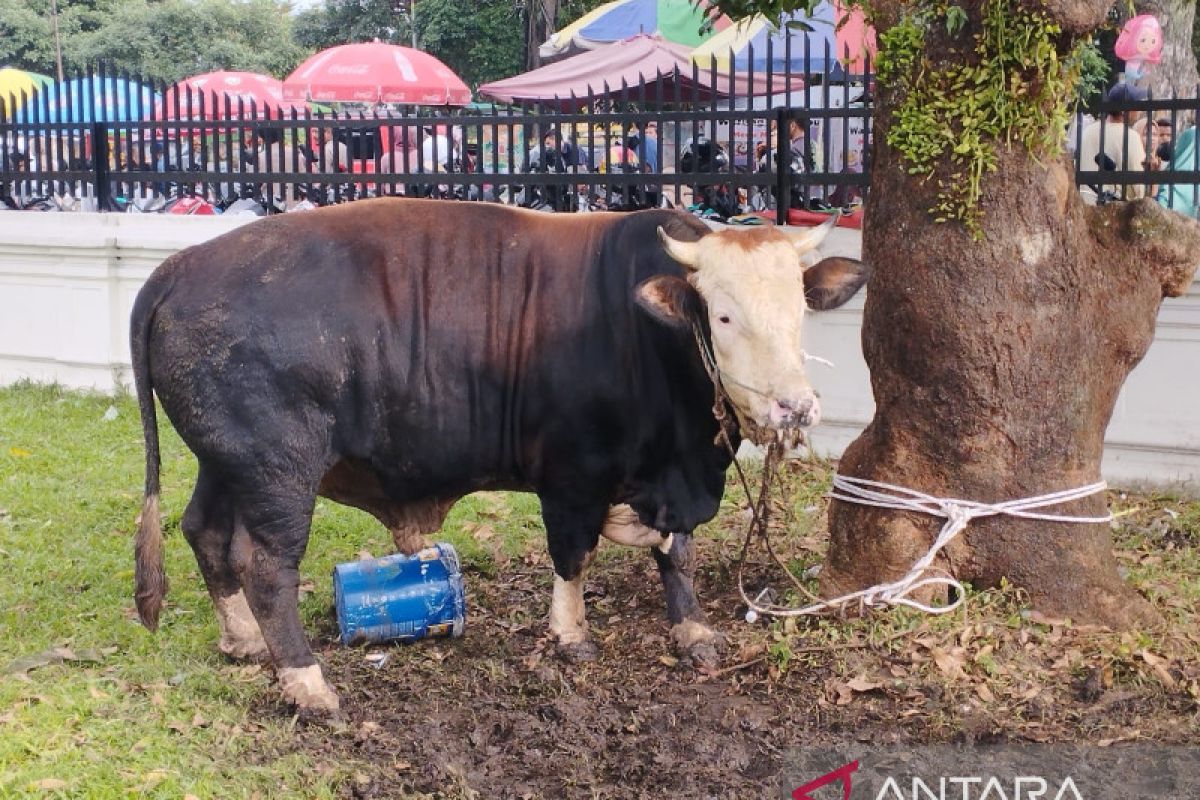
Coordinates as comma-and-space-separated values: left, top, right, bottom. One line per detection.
266, 467, 1200, 799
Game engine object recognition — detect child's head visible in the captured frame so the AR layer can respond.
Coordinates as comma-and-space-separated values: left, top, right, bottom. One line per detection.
1115, 15, 1164, 64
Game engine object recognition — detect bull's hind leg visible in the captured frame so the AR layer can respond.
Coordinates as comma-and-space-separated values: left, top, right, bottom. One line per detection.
228, 487, 338, 712
651, 534, 723, 668
181, 467, 267, 661
540, 496, 606, 662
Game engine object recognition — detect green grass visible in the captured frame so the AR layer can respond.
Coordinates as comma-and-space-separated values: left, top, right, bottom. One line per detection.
1, 384, 328, 797
2, 383, 1199, 795
0, 383, 541, 798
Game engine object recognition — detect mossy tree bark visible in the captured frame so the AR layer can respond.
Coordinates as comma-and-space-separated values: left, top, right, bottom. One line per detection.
818, 0, 1200, 628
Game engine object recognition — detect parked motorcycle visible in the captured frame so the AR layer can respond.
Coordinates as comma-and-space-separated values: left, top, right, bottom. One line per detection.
679, 136, 739, 220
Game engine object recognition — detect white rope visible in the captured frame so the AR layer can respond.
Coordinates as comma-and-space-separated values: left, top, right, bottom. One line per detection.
743, 474, 1111, 619
801, 350, 835, 368
692, 320, 835, 401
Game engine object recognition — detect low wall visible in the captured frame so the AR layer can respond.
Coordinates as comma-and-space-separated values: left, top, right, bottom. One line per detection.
808, 229, 1200, 494
0, 213, 252, 392
1, 213, 1196, 493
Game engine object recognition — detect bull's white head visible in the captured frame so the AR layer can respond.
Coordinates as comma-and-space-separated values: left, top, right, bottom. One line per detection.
635, 216, 868, 443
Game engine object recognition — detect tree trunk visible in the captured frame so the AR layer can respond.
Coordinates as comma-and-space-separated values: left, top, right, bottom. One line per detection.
819, 0, 1200, 629
1132, 0, 1199, 97
525, 0, 558, 70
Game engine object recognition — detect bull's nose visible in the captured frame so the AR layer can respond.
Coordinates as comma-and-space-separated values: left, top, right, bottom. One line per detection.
768, 397, 818, 428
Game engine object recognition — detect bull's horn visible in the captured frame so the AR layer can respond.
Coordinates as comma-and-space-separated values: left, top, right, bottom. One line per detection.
657, 226, 701, 269
781, 213, 840, 254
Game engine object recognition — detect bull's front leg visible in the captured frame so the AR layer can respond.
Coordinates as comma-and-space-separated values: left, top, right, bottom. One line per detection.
652, 533, 723, 668
541, 496, 605, 663
602, 505, 723, 667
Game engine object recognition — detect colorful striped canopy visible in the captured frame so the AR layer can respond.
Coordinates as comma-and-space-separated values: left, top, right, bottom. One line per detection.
691, 1, 875, 75
481, 35, 754, 106
540, 0, 731, 59
0, 68, 53, 112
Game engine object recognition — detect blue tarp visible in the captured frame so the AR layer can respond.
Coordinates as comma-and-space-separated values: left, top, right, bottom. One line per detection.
15, 77, 158, 123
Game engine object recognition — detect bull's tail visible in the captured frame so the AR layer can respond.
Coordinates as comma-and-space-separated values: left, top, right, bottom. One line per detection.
130, 275, 168, 631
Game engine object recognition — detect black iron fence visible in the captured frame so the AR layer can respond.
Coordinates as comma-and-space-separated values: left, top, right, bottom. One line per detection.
0, 61, 872, 221
2, 62, 1200, 220
1072, 92, 1200, 215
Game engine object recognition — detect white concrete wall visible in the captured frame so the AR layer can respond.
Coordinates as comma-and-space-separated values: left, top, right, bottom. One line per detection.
0, 214, 1196, 493
0, 213, 252, 392
806, 228, 1200, 494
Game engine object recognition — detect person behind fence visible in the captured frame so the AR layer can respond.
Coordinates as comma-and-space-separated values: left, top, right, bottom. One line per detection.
679, 134, 738, 219
1132, 114, 1175, 170
786, 110, 824, 209
523, 128, 575, 211
205, 137, 242, 207
1078, 83, 1157, 201
627, 121, 660, 172
408, 124, 461, 199
421, 124, 459, 173
244, 126, 310, 211
598, 136, 647, 211
625, 121, 661, 208
1157, 125, 1198, 217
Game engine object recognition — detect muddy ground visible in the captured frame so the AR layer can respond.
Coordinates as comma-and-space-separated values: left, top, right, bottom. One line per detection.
259, 464, 1200, 799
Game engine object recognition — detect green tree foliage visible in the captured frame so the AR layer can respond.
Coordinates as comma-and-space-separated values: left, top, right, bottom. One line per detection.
73, 0, 308, 82
0, 0, 307, 82
414, 0, 523, 87
0, 0, 72, 72
292, 0, 411, 52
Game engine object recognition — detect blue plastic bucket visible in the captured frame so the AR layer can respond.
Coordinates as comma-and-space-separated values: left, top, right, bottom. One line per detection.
332, 543, 467, 646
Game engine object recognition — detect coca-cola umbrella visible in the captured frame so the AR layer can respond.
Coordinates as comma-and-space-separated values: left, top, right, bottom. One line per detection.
283, 42, 472, 106
159, 71, 306, 118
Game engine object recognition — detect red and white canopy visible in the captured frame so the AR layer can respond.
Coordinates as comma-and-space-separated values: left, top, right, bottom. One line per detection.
160, 71, 305, 118
283, 42, 471, 106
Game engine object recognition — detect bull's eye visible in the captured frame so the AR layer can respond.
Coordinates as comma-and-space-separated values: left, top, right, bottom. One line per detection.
717, 315, 731, 324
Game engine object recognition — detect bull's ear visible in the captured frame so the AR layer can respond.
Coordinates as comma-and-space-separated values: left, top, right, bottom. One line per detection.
804, 257, 870, 311
635, 275, 702, 329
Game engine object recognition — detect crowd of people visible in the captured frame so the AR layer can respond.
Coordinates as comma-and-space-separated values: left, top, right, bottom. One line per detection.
1073, 82, 1199, 216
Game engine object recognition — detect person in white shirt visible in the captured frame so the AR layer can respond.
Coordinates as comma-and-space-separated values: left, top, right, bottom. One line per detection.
1077, 83, 1157, 201
418, 125, 458, 173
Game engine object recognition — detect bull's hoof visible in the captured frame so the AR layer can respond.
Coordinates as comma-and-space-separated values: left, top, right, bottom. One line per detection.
682, 639, 722, 670
670, 620, 725, 669
278, 665, 340, 713
555, 638, 599, 664
215, 591, 270, 662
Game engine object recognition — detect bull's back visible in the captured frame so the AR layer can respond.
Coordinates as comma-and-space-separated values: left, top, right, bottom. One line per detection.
143, 200, 629, 478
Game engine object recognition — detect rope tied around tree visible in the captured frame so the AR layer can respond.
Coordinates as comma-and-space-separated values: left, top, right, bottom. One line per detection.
690, 323, 1114, 622
744, 475, 1113, 619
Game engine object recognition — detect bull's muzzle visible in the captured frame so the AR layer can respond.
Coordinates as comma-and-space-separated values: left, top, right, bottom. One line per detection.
768, 395, 819, 429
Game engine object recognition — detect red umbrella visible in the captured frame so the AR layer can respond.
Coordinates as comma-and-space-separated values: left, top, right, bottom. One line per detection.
283, 42, 471, 106
159, 71, 305, 118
